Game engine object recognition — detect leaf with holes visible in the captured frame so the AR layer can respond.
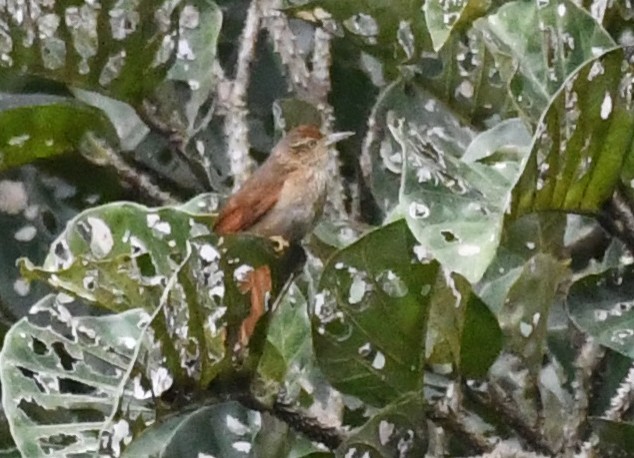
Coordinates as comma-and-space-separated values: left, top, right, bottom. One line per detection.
568, 265, 634, 360
423, 0, 490, 52
313, 220, 500, 404
0, 94, 118, 171
0, 295, 159, 457
512, 49, 634, 217
475, 0, 616, 121
19, 193, 302, 388
395, 114, 532, 283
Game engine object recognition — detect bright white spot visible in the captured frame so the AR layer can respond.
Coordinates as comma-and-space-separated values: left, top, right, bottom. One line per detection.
358, 342, 371, 356
349, 273, 368, 304
594, 309, 608, 321
14, 225, 37, 242
119, 336, 136, 349
457, 80, 474, 98
8, 134, 30, 147
200, 244, 220, 262
24, 204, 39, 220
0, 180, 28, 214
226, 415, 250, 435
600, 92, 612, 120
233, 265, 253, 283
372, 351, 386, 369
154, 221, 171, 235
532, 313, 541, 325
457, 244, 480, 256
87, 217, 114, 258
379, 420, 395, 445
526, 242, 536, 250
146, 213, 160, 226
151, 367, 173, 395
557, 3, 566, 16
408, 201, 430, 219
13, 278, 30, 296
232, 441, 251, 453
335, 262, 345, 269
413, 244, 430, 262
520, 321, 533, 337
110, 419, 132, 455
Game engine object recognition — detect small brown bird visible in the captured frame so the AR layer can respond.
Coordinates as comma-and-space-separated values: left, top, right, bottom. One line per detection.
214, 125, 354, 242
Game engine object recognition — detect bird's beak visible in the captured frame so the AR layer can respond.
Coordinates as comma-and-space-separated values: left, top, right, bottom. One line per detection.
325, 131, 355, 145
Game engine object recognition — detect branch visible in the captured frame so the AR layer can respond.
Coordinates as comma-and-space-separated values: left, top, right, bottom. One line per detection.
564, 337, 604, 450
81, 134, 178, 206
428, 399, 493, 454
235, 392, 345, 450
466, 384, 556, 456
223, 0, 262, 189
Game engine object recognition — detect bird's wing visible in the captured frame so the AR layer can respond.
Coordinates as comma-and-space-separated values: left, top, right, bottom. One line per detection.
213, 161, 284, 234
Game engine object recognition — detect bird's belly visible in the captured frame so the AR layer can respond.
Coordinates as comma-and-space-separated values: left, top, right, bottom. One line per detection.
249, 171, 326, 241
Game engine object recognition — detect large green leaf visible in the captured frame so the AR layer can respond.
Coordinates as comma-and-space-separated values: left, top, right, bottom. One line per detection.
0, 1, 182, 104
395, 113, 532, 283
0, 94, 117, 171
512, 49, 634, 217
123, 402, 260, 458
313, 221, 432, 405
313, 220, 501, 404
0, 295, 158, 457
475, 0, 616, 121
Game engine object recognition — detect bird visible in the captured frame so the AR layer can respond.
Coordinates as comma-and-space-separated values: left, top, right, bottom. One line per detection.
213, 124, 354, 243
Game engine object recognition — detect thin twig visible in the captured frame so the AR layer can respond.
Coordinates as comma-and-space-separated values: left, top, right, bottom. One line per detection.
223, 0, 261, 189
81, 134, 177, 206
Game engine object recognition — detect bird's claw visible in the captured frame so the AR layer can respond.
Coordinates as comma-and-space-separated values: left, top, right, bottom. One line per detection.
269, 235, 290, 252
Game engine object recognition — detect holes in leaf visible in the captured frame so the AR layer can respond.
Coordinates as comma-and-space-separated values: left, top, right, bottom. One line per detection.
136, 253, 157, 277
441, 230, 457, 242
51, 341, 78, 371
17, 367, 46, 392
41, 433, 79, 453
31, 337, 48, 355
41, 209, 58, 234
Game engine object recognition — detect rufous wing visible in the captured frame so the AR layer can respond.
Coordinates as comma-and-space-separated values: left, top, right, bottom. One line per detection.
213, 161, 284, 234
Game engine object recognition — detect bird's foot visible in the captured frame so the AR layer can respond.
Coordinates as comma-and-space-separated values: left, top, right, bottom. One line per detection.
269, 235, 290, 252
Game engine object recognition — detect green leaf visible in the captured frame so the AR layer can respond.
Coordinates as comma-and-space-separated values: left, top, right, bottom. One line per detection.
568, 265, 634, 359
590, 418, 634, 457
337, 393, 427, 457
426, 272, 502, 379
289, 0, 430, 71
259, 285, 313, 384
512, 49, 634, 217
0, 295, 158, 457
313, 221, 432, 405
395, 111, 531, 283
0, 1, 183, 104
499, 254, 568, 373
123, 402, 260, 458
475, 0, 616, 120
0, 95, 117, 171
423, 0, 490, 52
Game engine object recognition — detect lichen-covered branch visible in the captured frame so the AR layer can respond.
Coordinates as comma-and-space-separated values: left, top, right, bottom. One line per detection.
223, 0, 262, 189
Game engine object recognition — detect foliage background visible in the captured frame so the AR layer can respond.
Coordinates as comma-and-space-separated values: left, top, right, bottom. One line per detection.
1, 0, 634, 456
